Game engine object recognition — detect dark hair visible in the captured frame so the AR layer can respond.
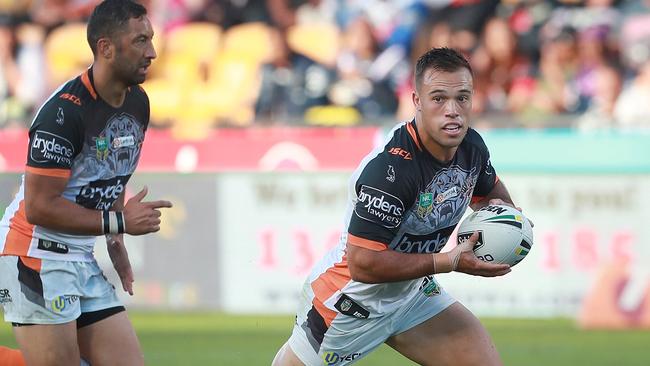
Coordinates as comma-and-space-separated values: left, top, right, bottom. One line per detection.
87, 0, 147, 55
414, 47, 472, 88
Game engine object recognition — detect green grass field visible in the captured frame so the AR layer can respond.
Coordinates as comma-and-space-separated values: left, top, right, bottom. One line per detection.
2, 312, 649, 365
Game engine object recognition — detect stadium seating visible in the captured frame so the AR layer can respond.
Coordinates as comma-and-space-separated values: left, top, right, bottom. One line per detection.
44, 23, 93, 87
220, 22, 274, 66
161, 22, 222, 83
287, 23, 340, 66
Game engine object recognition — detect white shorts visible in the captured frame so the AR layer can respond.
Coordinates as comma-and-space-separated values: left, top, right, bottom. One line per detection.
288, 275, 456, 366
0, 255, 122, 325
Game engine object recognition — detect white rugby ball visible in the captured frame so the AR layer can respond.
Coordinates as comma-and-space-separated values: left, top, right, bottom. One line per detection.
457, 204, 533, 267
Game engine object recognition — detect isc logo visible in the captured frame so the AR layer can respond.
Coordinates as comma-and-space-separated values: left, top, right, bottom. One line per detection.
388, 147, 412, 160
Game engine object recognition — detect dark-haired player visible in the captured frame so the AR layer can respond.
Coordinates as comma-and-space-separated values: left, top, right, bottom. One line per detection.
273, 48, 520, 366
0, 1, 171, 365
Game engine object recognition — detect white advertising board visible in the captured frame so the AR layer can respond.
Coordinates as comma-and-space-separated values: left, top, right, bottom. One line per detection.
217, 172, 650, 320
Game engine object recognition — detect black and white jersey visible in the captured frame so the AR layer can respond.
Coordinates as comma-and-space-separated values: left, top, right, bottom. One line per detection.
305, 120, 498, 319
346, 119, 497, 254
0, 68, 149, 261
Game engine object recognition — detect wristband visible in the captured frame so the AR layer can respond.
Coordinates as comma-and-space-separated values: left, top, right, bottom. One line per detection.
102, 211, 110, 234
115, 211, 125, 234
102, 211, 126, 235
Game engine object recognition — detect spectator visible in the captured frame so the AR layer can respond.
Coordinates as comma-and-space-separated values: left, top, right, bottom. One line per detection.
613, 59, 650, 128
577, 65, 622, 129
471, 17, 534, 115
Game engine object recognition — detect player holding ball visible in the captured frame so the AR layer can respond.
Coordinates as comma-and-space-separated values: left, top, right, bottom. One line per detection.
273, 47, 530, 366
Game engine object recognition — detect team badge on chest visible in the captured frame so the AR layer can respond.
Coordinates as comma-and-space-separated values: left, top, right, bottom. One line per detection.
95, 136, 109, 160
416, 192, 434, 219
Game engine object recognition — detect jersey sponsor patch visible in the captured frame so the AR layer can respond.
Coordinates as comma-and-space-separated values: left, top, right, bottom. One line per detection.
112, 135, 135, 148
30, 130, 75, 167
393, 225, 456, 253
75, 175, 129, 210
355, 185, 404, 228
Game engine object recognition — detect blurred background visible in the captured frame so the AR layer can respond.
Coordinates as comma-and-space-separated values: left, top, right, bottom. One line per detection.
0, 0, 649, 365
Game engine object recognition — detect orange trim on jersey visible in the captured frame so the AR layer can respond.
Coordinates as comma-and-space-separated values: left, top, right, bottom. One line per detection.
406, 122, 422, 151
26, 166, 71, 178
3, 201, 35, 257
470, 195, 484, 205
81, 70, 98, 100
311, 254, 353, 326
471, 175, 500, 204
19, 256, 42, 273
347, 234, 388, 251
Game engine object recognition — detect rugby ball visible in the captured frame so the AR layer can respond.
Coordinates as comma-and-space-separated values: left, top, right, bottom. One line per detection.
457, 204, 533, 267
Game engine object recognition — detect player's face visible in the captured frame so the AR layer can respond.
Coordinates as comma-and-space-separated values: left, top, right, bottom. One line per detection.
413, 67, 473, 162
113, 16, 156, 86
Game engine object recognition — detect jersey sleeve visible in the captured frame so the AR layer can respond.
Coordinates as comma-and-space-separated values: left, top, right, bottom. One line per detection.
469, 129, 498, 198
347, 156, 416, 250
26, 97, 83, 177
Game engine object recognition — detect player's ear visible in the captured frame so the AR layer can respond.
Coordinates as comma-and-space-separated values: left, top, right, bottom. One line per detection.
97, 38, 114, 60
412, 91, 421, 111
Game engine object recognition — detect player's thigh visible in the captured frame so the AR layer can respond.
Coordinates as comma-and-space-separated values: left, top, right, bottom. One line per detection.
386, 302, 502, 366
13, 322, 80, 366
77, 310, 143, 366
272, 341, 305, 366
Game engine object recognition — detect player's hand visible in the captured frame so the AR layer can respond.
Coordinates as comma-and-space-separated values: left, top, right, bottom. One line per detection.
455, 232, 511, 277
123, 186, 173, 235
106, 234, 134, 295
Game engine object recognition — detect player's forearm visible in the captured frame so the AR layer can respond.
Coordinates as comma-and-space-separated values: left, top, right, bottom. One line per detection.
25, 196, 112, 235
470, 179, 514, 211
348, 248, 435, 283
25, 195, 105, 236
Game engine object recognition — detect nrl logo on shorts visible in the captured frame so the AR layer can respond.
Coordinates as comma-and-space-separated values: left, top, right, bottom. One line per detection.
416, 192, 434, 219
339, 298, 353, 312
419, 276, 441, 297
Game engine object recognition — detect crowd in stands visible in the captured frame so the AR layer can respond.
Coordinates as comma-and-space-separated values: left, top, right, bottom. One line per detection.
1, 0, 649, 137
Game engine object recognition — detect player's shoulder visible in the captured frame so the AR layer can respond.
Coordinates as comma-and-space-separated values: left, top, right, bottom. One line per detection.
128, 84, 150, 105
461, 127, 489, 153
381, 121, 421, 164
39, 72, 95, 114
356, 122, 416, 186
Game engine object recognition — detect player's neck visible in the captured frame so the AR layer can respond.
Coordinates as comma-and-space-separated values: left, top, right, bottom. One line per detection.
91, 63, 127, 108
